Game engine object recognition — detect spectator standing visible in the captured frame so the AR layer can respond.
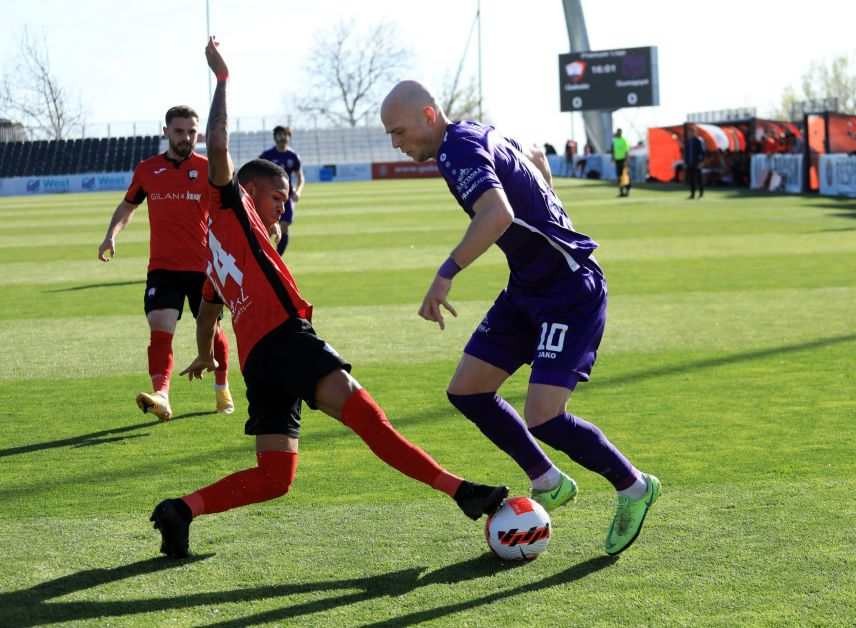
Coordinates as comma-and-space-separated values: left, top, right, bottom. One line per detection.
611, 129, 630, 197
685, 126, 706, 199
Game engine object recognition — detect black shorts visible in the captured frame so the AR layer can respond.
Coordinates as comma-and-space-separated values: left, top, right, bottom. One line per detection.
143, 270, 206, 319
242, 318, 352, 438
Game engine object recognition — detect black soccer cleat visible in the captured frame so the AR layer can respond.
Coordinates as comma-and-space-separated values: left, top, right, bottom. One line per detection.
453, 481, 509, 520
150, 498, 192, 558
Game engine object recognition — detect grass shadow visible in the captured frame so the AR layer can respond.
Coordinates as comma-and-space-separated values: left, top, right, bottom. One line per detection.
0, 411, 216, 459
0, 552, 530, 627
45, 280, 146, 293
363, 555, 619, 627
357, 333, 856, 429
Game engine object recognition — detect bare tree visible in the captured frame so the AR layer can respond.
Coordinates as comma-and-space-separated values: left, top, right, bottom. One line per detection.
300, 21, 411, 127
777, 53, 856, 118
440, 73, 482, 121
0, 29, 85, 140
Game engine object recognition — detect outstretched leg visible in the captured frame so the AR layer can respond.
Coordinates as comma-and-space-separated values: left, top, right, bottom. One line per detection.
315, 368, 508, 520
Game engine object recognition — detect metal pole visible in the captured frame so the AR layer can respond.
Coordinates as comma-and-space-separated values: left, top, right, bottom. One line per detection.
477, 0, 483, 120
206, 0, 212, 105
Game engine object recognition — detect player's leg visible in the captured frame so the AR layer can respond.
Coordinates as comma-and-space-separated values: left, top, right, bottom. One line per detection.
137, 272, 182, 420
276, 202, 293, 255
187, 273, 233, 414
524, 282, 660, 554
314, 367, 507, 520
151, 339, 302, 557
688, 166, 697, 198
447, 293, 566, 497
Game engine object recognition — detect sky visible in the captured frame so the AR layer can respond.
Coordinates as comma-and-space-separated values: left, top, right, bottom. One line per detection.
2, 0, 855, 147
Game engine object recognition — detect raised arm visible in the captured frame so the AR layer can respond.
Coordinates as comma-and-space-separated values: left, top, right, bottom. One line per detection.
205, 37, 234, 186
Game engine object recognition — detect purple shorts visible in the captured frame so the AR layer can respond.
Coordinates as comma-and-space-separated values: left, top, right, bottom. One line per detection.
280, 198, 295, 224
464, 273, 607, 390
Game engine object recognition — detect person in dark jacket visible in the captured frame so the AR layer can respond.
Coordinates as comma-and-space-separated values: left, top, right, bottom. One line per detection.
685, 127, 706, 199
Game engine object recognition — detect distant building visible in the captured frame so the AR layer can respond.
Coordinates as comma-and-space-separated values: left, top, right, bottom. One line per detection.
0, 118, 27, 142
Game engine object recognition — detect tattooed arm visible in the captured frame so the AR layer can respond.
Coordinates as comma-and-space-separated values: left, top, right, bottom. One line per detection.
204, 37, 234, 186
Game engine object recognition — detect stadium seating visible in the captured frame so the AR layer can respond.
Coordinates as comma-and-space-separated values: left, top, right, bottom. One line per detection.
0, 135, 161, 178
228, 126, 402, 167
0, 126, 398, 178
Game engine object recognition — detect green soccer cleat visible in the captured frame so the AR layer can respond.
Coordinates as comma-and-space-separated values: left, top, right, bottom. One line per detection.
604, 473, 661, 556
530, 471, 578, 512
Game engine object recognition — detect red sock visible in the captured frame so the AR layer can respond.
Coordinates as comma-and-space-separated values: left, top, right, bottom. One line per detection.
148, 331, 174, 394
213, 327, 229, 386
341, 388, 462, 497
181, 450, 298, 517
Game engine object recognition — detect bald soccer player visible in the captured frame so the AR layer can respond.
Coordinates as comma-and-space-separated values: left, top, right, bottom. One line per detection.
380, 81, 660, 556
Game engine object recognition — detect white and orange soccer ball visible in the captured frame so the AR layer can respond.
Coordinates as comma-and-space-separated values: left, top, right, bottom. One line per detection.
485, 496, 551, 561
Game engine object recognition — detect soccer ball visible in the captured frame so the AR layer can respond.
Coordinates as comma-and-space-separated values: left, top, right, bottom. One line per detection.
485, 496, 551, 561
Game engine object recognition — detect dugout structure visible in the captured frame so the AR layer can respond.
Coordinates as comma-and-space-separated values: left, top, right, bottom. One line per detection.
647, 118, 804, 188
648, 112, 856, 192
804, 112, 856, 191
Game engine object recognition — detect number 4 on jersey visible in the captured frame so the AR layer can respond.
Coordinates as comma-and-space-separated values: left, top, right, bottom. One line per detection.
208, 231, 244, 287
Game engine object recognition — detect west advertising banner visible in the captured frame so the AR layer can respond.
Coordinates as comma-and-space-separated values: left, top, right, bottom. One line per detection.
0, 172, 133, 197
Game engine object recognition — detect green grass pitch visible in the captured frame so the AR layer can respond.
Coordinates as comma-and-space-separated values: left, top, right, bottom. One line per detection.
0, 179, 854, 626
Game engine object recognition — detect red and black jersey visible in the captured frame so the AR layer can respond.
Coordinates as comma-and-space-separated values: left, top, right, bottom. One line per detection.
204, 175, 313, 369
125, 152, 209, 272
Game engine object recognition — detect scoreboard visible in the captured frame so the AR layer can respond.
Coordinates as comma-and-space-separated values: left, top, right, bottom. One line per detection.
559, 46, 659, 112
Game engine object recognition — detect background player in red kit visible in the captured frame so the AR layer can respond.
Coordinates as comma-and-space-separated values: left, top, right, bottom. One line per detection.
98, 106, 233, 420
148, 38, 508, 558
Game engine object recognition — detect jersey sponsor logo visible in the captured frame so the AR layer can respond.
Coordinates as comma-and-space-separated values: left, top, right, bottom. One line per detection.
453, 167, 491, 199
149, 191, 202, 201
459, 174, 492, 200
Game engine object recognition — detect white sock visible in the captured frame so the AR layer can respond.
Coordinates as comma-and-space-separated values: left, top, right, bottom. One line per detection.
531, 466, 562, 491
214, 383, 228, 391
617, 474, 647, 500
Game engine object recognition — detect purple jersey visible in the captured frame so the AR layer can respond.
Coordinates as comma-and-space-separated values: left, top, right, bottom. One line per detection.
259, 147, 301, 180
259, 146, 302, 219
437, 121, 600, 290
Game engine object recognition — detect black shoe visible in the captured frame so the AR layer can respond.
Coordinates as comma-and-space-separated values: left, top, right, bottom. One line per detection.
688, 194, 695, 199
453, 481, 509, 520
150, 498, 192, 558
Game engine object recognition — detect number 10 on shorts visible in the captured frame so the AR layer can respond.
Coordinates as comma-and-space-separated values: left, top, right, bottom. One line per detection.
537, 322, 568, 352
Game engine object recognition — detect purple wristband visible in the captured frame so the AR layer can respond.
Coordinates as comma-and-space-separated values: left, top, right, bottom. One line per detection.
437, 257, 462, 280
